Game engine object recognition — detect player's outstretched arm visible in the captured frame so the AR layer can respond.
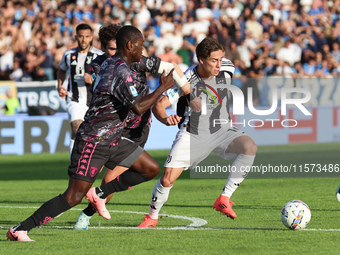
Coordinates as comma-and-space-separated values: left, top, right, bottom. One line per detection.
152, 95, 182, 126
132, 69, 175, 115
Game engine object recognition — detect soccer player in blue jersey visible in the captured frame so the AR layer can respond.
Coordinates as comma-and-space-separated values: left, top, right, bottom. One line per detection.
138, 37, 258, 228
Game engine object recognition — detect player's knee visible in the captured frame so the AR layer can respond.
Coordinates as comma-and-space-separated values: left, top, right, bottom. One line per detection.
148, 162, 160, 178
243, 141, 257, 155
63, 193, 83, 207
160, 175, 174, 187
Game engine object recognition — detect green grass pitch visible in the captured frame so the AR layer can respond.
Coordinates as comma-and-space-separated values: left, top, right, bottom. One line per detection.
1, 143, 340, 254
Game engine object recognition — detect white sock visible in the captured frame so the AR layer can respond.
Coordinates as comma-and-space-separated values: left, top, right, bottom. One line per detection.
69, 139, 75, 156
148, 179, 172, 219
221, 154, 255, 198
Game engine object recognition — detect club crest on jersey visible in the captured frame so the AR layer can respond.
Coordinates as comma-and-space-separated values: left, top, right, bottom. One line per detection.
90, 167, 98, 177
130, 86, 138, 97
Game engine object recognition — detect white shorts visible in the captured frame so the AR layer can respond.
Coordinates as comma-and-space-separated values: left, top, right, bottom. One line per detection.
67, 101, 88, 123
164, 126, 246, 170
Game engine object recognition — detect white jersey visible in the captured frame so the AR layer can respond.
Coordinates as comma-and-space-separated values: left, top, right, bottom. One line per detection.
59, 46, 103, 106
165, 57, 235, 136
163, 58, 248, 169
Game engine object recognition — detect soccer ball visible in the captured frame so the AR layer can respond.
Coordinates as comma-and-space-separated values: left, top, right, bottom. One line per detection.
280, 200, 311, 230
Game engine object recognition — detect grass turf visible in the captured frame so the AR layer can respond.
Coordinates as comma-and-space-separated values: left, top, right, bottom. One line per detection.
1, 143, 340, 254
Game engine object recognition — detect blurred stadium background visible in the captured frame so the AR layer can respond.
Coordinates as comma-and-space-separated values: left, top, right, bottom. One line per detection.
0, 0, 339, 154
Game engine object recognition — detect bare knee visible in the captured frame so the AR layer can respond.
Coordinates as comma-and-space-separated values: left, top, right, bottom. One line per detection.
147, 161, 160, 178
62, 191, 85, 207
242, 140, 257, 155
160, 175, 173, 187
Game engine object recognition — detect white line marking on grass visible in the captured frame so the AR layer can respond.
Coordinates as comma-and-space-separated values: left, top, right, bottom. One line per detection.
0, 205, 207, 229
2, 206, 340, 231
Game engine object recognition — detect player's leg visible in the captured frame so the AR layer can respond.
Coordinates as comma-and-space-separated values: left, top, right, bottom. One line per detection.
7, 140, 109, 241
213, 134, 257, 218
138, 166, 184, 228
138, 130, 191, 228
67, 102, 88, 155
85, 140, 160, 219
223, 135, 257, 197
7, 177, 93, 241
74, 166, 126, 230
90, 150, 159, 199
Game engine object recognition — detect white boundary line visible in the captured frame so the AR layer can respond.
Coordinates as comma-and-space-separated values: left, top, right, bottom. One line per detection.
1, 205, 340, 231
0, 205, 208, 229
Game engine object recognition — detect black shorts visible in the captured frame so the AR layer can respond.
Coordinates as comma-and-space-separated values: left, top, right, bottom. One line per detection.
122, 122, 150, 148
68, 138, 143, 183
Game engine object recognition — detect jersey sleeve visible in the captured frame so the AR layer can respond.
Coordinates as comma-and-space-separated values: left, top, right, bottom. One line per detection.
220, 58, 235, 85
58, 51, 68, 71
130, 56, 161, 74
90, 54, 106, 76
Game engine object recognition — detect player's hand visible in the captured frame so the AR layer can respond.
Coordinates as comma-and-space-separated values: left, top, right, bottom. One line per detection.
159, 69, 175, 91
84, 72, 92, 84
190, 96, 202, 112
166, 114, 182, 126
58, 87, 68, 99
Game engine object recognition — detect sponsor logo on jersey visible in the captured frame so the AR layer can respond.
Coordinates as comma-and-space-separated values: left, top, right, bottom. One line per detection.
126, 76, 133, 83
130, 86, 138, 97
71, 60, 77, 65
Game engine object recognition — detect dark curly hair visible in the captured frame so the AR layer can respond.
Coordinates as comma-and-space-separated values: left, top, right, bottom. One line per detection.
196, 37, 225, 60
98, 23, 122, 49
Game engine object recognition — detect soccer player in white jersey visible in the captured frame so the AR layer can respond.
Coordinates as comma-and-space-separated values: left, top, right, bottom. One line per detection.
138, 37, 257, 228
57, 23, 103, 155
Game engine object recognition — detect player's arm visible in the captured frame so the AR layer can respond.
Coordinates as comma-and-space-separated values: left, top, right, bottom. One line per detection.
134, 56, 194, 96
132, 69, 176, 115
57, 68, 68, 99
152, 95, 182, 126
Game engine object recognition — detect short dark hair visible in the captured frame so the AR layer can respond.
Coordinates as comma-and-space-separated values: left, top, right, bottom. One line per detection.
196, 37, 225, 60
116, 25, 142, 51
99, 23, 122, 48
76, 23, 93, 33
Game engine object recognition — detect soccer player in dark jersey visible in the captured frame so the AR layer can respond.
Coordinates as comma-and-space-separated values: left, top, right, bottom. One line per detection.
73, 24, 201, 230
138, 37, 258, 228
57, 23, 103, 155
6, 26, 176, 242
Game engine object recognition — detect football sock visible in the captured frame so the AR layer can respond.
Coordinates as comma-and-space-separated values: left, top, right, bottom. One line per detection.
69, 139, 74, 156
14, 194, 71, 232
148, 179, 172, 219
95, 170, 151, 199
83, 203, 96, 217
221, 154, 255, 198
